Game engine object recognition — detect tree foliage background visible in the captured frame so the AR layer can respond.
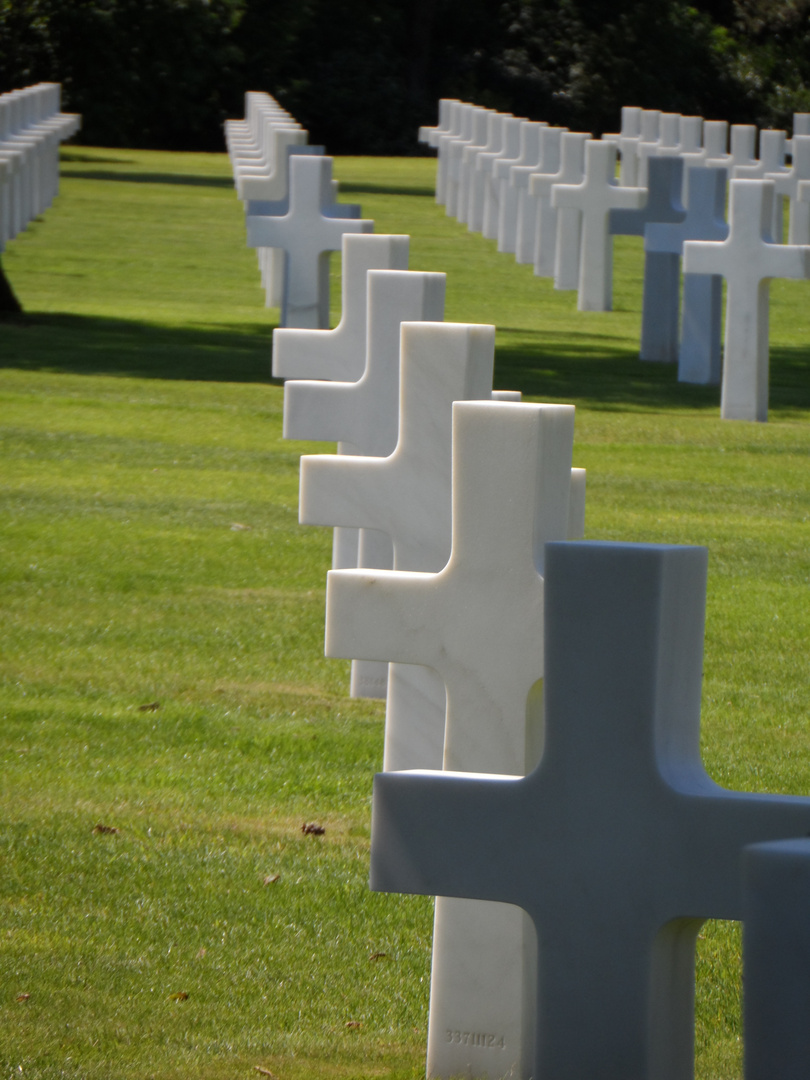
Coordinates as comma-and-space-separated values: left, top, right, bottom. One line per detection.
2, 0, 810, 153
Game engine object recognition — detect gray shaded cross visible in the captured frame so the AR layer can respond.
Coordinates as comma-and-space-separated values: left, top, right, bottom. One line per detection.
371, 541, 810, 1080
643, 166, 729, 375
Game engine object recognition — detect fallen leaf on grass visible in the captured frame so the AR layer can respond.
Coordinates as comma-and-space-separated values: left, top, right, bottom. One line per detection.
254, 1068, 278, 1078
369, 952, 387, 962
92, 824, 118, 835
16, 993, 30, 1002
168, 991, 189, 1001
230, 523, 252, 531
196, 947, 207, 959
138, 701, 160, 712
263, 874, 281, 885
345, 1020, 362, 1029
301, 823, 325, 836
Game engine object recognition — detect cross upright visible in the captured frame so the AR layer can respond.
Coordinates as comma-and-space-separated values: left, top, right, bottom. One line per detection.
272, 233, 410, 381
327, 400, 580, 1080
530, 132, 589, 278
552, 140, 647, 311
371, 540, 810, 1080
644, 166, 729, 379
683, 179, 810, 420
246, 154, 374, 328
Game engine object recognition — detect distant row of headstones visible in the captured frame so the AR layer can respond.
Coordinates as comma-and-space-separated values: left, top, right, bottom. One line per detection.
227, 93, 810, 1079
225, 92, 372, 328
420, 100, 810, 422
0, 83, 80, 256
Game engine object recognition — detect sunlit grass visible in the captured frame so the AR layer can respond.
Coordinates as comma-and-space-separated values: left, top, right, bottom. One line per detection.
1, 147, 809, 1079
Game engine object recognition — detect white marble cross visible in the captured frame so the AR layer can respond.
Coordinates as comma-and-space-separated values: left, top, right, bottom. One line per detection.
435, 102, 472, 206
496, 121, 545, 255
460, 111, 510, 230
618, 108, 660, 186
608, 156, 686, 364
683, 179, 810, 421
644, 166, 729, 379
635, 111, 681, 186
418, 98, 458, 148
301, 322, 497, 771
552, 140, 646, 311
446, 107, 492, 218
370, 540, 810, 1080
512, 127, 566, 264
246, 155, 373, 328
735, 128, 788, 241
272, 233, 410, 381
530, 132, 590, 279
327, 400, 581, 1080
602, 105, 641, 150
480, 116, 523, 240
236, 126, 307, 202
767, 134, 810, 244
286, 268, 446, 698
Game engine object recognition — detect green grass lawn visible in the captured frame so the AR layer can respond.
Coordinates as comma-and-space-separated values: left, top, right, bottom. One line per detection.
1, 146, 809, 1080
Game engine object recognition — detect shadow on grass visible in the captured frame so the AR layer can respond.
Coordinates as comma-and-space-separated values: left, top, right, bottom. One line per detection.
63, 170, 235, 189
338, 181, 435, 198
60, 151, 138, 165
494, 327, 810, 413
2, 312, 809, 413
0, 312, 279, 384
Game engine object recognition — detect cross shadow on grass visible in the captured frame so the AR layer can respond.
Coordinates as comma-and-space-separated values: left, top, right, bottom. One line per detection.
495, 328, 810, 414
63, 170, 235, 189
0, 312, 280, 384
3, 313, 810, 414
338, 181, 436, 198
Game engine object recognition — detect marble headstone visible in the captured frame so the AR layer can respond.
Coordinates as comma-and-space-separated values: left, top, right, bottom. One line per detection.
246, 155, 374, 328
371, 540, 810, 1080
683, 179, 810, 421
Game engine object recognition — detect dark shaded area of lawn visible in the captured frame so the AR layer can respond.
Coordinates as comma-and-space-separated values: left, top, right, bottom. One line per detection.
0, 312, 280, 385
3, 311, 810, 415
496, 328, 810, 414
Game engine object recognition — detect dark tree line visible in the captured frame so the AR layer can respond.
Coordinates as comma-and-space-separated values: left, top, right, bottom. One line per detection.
2, 0, 810, 154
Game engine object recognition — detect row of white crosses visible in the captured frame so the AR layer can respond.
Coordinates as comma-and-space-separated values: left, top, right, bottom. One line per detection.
421, 100, 810, 421
225, 91, 373, 327
0, 83, 80, 255
272, 228, 590, 1078
274, 229, 810, 1079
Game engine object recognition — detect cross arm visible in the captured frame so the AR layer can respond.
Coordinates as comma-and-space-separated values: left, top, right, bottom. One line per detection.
550, 181, 582, 210
679, 789, 810, 921
762, 242, 810, 281
283, 377, 360, 443
299, 452, 391, 531
609, 185, 648, 213
682, 238, 728, 276
370, 768, 528, 908
245, 212, 291, 249
325, 567, 439, 665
